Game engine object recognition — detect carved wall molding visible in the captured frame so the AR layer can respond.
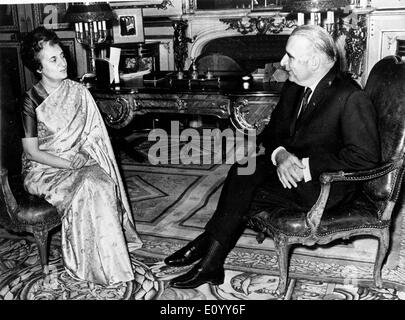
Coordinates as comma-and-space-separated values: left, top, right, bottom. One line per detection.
386, 35, 399, 51
367, 9, 405, 82
157, 0, 174, 10
160, 40, 172, 52
344, 13, 368, 79
220, 15, 297, 35
188, 0, 196, 14
172, 19, 192, 71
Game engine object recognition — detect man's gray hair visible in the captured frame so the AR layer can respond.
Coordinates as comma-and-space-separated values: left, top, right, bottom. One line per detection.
291, 25, 337, 64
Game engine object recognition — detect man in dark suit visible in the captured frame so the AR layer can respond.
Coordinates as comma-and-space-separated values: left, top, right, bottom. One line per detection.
165, 25, 381, 289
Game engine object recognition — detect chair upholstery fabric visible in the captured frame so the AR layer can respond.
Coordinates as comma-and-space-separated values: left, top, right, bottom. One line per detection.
362, 56, 405, 209
16, 193, 60, 226
6, 174, 59, 226
252, 193, 387, 237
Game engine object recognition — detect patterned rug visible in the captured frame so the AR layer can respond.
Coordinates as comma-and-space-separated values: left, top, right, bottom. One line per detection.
119, 150, 405, 288
1, 147, 405, 300
0, 237, 404, 300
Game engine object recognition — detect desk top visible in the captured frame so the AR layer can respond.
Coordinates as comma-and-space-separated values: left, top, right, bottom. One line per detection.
91, 72, 283, 97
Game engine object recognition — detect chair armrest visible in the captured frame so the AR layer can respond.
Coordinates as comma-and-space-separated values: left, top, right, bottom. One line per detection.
319, 159, 403, 184
306, 183, 331, 233
306, 159, 403, 234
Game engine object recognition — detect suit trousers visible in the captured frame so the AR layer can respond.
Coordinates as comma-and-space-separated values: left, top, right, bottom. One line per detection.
205, 155, 311, 252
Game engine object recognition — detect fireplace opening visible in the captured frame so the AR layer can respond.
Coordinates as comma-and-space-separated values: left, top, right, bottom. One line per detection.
196, 34, 289, 75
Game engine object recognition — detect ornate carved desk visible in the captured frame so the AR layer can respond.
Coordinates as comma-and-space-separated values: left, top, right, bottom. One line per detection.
91, 74, 282, 160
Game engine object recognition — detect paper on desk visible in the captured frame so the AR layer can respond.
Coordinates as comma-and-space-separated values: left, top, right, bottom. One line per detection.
110, 47, 121, 84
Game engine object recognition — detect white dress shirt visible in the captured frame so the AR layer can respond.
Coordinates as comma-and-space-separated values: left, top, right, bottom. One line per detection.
271, 82, 318, 183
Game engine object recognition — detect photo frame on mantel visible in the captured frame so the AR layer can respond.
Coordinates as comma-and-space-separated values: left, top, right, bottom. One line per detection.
112, 8, 144, 44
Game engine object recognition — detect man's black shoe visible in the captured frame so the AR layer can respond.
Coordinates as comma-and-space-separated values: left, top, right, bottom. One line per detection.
164, 233, 211, 267
169, 263, 225, 289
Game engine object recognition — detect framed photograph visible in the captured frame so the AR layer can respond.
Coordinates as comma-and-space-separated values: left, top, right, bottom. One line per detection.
0, 5, 19, 32
113, 8, 144, 44
119, 48, 156, 80
33, 3, 70, 30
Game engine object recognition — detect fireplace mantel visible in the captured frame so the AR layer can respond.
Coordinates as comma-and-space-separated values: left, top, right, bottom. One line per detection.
170, 6, 376, 83
178, 10, 295, 69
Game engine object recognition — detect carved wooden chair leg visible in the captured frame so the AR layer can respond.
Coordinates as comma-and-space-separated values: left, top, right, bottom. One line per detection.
274, 235, 291, 295
373, 230, 390, 288
33, 228, 50, 275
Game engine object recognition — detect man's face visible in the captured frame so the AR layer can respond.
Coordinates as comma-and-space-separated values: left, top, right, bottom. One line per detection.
280, 35, 313, 87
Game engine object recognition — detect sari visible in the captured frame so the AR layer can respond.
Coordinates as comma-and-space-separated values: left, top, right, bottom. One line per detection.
22, 79, 143, 285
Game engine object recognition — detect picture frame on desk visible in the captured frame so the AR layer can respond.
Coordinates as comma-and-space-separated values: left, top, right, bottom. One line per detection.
112, 8, 144, 44
120, 55, 154, 77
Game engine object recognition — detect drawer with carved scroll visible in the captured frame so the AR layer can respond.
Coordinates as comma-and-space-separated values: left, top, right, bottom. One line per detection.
134, 93, 231, 119
95, 94, 136, 130
230, 94, 280, 135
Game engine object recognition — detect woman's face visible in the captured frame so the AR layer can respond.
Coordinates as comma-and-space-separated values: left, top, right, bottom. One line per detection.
37, 41, 67, 83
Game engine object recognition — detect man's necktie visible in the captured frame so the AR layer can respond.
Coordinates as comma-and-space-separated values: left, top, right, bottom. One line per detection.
297, 87, 312, 121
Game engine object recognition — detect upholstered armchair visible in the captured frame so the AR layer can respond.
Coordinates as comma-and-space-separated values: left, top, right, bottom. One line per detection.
248, 55, 405, 295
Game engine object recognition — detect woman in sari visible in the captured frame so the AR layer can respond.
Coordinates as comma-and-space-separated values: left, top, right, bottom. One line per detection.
20, 27, 143, 285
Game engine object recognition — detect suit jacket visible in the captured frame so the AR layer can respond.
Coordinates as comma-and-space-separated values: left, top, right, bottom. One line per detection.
261, 66, 381, 208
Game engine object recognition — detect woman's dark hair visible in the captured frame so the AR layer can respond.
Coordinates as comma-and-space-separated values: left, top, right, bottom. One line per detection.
20, 26, 61, 75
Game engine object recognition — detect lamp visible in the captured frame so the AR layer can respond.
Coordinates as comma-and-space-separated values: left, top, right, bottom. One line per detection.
65, 2, 116, 77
